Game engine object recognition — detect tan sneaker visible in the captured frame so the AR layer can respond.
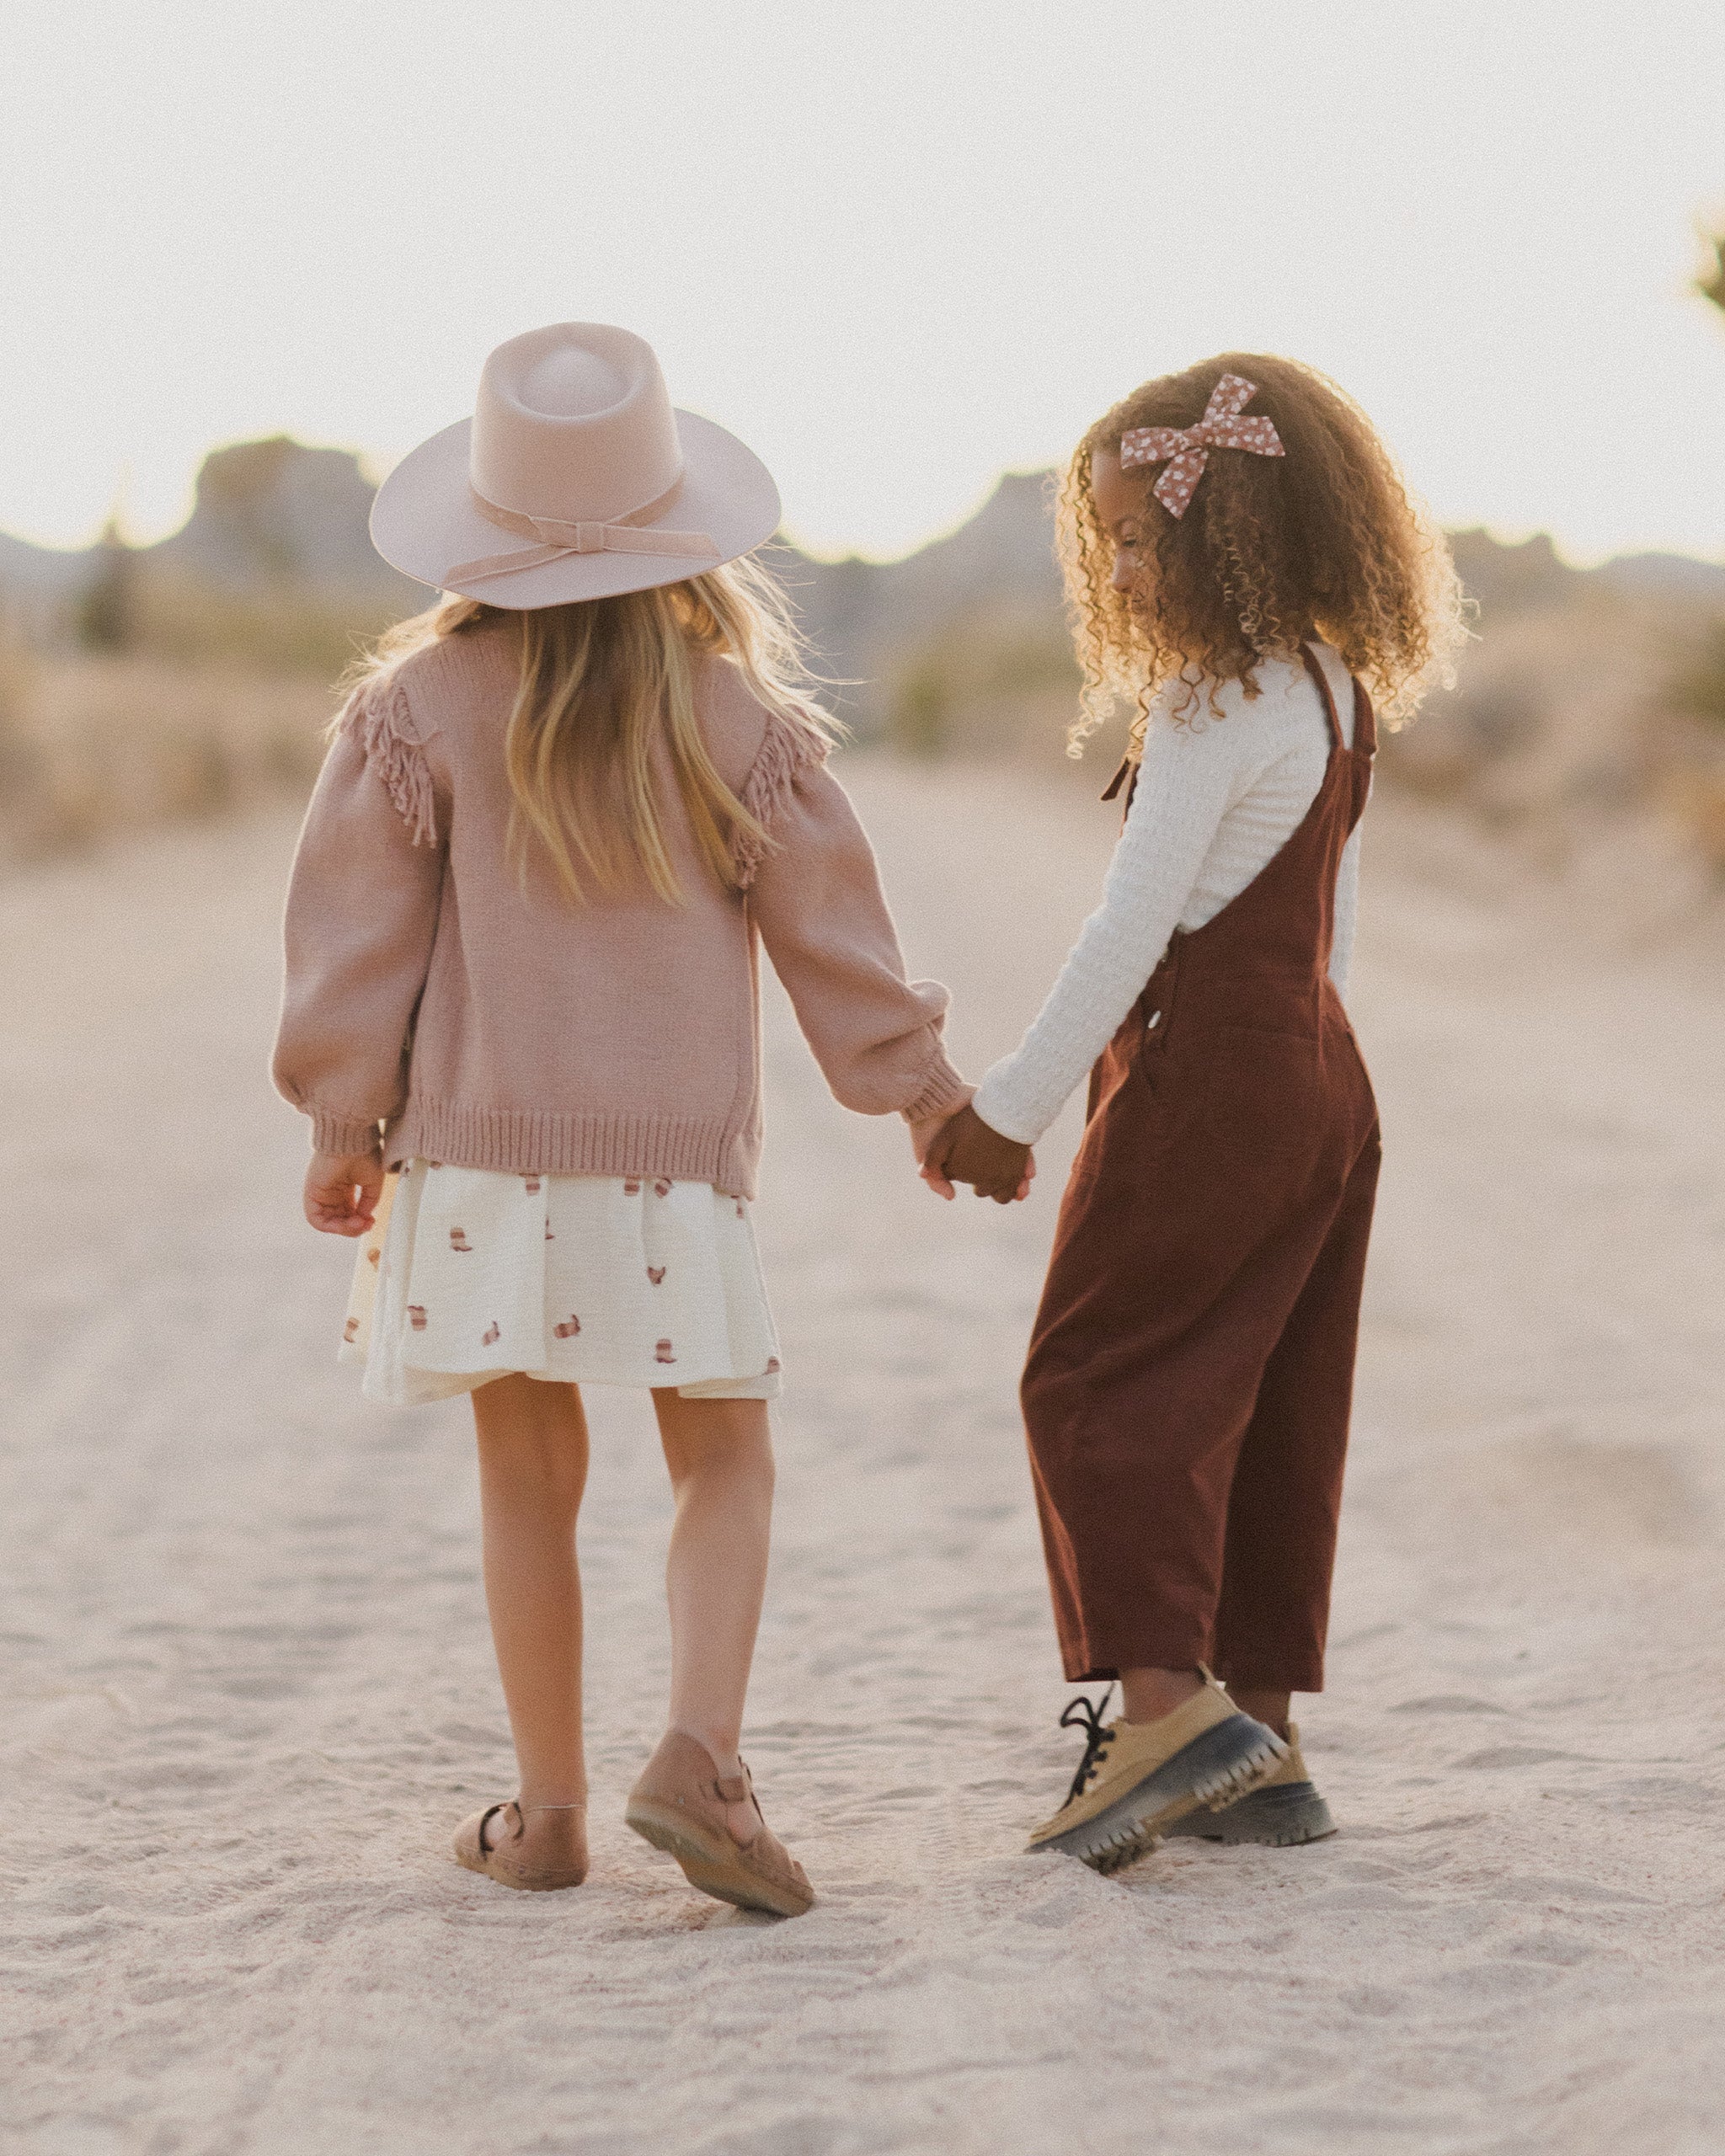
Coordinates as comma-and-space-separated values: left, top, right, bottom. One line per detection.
1027, 1677, 1286, 1874
1164, 1721, 1335, 1846
625, 1732, 814, 1919
453, 1799, 589, 1891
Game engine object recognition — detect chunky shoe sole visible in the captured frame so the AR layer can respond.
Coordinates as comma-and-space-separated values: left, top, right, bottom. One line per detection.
624, 1799, 814, 1919
1163, 1779, 1336, 1847
1033, 1713, 1286, 1876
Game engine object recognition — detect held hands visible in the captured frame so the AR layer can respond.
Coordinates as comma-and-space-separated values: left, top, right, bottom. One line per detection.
305, 1148, 384, 1236
914, 1102, 1035, 1205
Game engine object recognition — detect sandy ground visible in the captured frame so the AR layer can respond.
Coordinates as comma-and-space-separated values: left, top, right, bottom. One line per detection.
3, 757, 1724, 2156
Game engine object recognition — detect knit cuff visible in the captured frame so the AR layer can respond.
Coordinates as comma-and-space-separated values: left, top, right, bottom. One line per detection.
310, 1107, 384, 1159
900, 1052, 972, 1127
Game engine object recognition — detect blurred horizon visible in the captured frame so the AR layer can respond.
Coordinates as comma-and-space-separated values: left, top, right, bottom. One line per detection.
9, 430, 1725, 581
3, 0, 1723, 566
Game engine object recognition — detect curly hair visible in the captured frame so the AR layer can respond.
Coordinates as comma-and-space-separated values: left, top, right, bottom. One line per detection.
1056, 352, 1468, 755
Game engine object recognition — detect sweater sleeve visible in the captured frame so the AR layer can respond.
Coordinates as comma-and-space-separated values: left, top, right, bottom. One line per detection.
741, 717, 969, 1124
271, 678, 446, 1155
970, 703, 1263, 1146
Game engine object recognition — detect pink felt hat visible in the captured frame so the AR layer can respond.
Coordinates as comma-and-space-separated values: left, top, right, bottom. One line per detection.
370, 323, 782, 609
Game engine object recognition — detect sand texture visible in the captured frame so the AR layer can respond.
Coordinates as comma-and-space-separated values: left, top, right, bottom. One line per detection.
3, 759, 1724, 2156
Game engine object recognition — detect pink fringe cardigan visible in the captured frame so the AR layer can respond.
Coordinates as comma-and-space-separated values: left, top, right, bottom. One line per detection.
272, 622, 967, 1198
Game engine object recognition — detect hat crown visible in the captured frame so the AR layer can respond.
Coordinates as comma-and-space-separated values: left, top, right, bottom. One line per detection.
469, 323, 684, 526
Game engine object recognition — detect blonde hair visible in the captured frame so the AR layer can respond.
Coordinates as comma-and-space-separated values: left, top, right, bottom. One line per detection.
344, 553, 836, 905
1057, 352, 1469, 755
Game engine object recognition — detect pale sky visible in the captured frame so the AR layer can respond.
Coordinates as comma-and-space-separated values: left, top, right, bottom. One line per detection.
3, 0, 1723, 566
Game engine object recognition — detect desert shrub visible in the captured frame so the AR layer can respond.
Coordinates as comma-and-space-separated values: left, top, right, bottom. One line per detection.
1669, 619, 1725, 729
74, 521, 138, 654
127, 571, 405, 676
886, 618, 1082, 761
0, 654, 332, 862
1378, 600, 1667, 824
978, 630, 1081, 699
0, 632, 51, 848
891, 659, 952, 756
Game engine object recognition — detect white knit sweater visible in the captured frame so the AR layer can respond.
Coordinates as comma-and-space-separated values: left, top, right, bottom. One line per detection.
972, 643, 1365, 1147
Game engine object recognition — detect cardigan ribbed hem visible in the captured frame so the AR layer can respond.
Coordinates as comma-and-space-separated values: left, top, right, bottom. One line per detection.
386, 1096, 760, 1197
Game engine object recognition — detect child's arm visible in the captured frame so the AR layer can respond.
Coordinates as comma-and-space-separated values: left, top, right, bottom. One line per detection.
272, 683, 446, 1207
969, 696, 1259, 1151
742, 739, 969, 1129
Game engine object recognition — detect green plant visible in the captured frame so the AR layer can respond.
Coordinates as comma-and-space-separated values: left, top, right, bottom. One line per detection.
891, 659, 951, 758
74, 519, 138, 653
980, 631, 1081, 698
1698, 228, 1725, 317
128, 570, 407, 676
1671, 620, 1725, 728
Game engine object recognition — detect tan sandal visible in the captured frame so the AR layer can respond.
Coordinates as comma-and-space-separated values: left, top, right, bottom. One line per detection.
625, 1732, 814, 1918
452, 1798, 588, 1891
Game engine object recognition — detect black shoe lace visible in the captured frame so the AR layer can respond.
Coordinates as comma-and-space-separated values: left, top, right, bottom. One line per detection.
1060, 1684, 1118, 1803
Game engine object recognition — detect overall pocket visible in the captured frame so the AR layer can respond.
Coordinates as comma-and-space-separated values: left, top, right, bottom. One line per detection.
1199, 1025, 1326, 1178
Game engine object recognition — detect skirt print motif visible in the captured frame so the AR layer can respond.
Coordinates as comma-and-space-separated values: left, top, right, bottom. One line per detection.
343, 1163, 782, 1407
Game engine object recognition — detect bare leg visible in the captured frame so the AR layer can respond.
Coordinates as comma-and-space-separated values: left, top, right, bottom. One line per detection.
1119, 1667, 1205, 1724
652, 1390, 774, 1838
1229, 1686, 1292, 1739
472, 1375, 589, 1850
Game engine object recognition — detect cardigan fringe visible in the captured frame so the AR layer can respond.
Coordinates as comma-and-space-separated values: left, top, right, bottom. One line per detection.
340, 675, 438, 849
341, 669, 816, 877
730, 707, 829, 889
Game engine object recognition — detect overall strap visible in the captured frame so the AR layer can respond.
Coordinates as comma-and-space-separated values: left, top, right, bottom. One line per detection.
1104, 644, 1365, 814
1351, 677, 1378, 759
1300, 643, 1346, 752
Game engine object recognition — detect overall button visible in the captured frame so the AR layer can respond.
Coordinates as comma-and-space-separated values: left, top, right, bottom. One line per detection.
1146, 1010, 1162, 1031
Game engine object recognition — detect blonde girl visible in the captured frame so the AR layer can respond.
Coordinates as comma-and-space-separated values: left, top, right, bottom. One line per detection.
274, 325, 968, 1915
927, 355, 1465, 1870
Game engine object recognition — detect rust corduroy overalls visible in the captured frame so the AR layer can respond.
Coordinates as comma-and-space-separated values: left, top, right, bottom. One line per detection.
1022, 647, 1381, 1693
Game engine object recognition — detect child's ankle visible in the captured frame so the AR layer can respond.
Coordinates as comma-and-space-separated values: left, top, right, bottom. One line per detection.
669, 1722, 744, 1780
516, 1784, 587, 1814
1228, 1687, 1292, 1740
1119, 1668, 1206, 1724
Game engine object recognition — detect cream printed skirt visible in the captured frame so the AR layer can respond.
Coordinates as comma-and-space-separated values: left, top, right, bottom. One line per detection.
343, 1162, 782, 1408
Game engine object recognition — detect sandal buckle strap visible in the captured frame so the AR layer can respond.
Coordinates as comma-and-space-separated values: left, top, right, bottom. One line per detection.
476, 1800, 522, 1853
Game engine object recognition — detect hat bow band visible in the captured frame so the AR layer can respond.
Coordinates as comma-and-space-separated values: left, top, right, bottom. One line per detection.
446, 478, 721, 588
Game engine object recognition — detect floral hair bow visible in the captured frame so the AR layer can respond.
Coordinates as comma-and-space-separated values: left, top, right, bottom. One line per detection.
1119, 374, 1284, 520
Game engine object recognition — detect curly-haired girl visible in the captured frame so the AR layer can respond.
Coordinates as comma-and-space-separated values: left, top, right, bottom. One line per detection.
927, 353, 1466, 1870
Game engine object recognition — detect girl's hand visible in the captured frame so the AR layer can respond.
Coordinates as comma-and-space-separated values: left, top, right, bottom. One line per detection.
909, 1091, 975, 1200
304, 1149, 384, 1236
923, 1104, 1036, 1205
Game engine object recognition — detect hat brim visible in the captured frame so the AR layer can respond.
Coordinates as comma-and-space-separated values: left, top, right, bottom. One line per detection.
369, 408, 782, 609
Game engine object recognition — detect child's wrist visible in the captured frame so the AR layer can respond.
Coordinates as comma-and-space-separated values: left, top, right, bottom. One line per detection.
966, 1076, 1039, 1149
311, 1108, 385, 1158
901, 1065, 972, 1126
